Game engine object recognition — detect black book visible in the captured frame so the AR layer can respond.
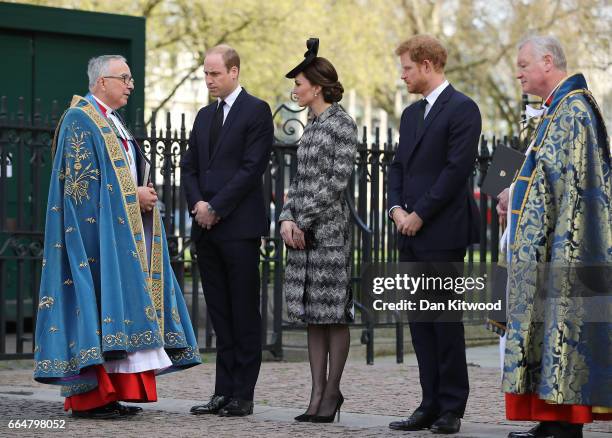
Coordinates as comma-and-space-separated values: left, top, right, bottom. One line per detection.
481, 146, 525, 197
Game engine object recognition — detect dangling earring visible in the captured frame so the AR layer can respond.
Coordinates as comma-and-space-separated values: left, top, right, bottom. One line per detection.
314, 92, 318, 97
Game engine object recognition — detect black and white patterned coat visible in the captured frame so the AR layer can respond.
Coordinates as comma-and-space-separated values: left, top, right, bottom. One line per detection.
279, 103, 357, 324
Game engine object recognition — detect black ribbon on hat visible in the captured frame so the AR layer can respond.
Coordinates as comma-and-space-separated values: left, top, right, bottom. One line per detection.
285, 38, 319, 78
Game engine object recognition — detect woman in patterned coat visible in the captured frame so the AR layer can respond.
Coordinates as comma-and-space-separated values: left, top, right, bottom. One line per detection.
280, 39, 357, 423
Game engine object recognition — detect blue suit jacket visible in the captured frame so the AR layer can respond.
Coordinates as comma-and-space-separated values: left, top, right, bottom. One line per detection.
180, 89, 274, 241
388, 84, 481, 251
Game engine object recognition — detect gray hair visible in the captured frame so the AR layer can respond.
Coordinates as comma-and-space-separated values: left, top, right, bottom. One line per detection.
518, 35, 567, 71
87, 55, 127, 91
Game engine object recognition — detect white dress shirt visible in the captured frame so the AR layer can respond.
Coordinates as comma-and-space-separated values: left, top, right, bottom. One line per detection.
423, 79, 449, 118
218, 85, 242, 123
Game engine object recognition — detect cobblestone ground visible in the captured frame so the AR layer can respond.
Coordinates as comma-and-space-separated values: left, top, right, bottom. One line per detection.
0, 359, 610, 437
0, 397, 442, 438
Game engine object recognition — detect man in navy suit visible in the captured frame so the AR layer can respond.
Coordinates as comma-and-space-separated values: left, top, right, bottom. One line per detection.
387, 35, 481, 434
180, 44, 274, 417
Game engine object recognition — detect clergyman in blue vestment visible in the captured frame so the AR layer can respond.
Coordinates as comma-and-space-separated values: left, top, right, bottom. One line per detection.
33, 55, 201, 419
500, 36, 611, 438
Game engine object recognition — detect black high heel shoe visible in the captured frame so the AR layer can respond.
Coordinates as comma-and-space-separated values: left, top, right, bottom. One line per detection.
294, 412, 314, 422
311, 393, 344, 423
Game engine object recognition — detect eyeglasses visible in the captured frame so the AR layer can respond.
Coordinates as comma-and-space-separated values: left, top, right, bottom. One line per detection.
103, 75, 135, 86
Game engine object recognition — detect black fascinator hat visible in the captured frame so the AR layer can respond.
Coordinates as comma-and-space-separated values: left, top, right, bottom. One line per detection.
285, 38, 319, 78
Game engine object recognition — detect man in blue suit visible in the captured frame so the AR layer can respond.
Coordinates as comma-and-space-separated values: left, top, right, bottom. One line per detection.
387, 35, 481, 434
180, 45, 274, 417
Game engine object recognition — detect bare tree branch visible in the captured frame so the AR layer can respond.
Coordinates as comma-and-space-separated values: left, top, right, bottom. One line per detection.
141, 0, 163, 17
146, 55, 203, 126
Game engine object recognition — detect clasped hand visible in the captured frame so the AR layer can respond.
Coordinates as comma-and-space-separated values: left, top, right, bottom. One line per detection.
392, 209, 423, 237
137, 183, 158, 213
280, 220, 306, 250
192, 201, 220, 230
496, 187, 509, 228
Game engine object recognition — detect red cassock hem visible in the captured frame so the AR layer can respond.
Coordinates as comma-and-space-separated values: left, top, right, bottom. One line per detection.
65, 365, 157, 412
505, 393, 612, 424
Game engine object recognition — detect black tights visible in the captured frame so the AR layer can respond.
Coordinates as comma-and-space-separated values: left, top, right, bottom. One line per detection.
303, 324, 350, 416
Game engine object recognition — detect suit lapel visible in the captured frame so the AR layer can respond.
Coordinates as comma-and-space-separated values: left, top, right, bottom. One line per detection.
414, 84, 453, 145
207, 89, 246, 167
201, 104, 215, 164
405, 85, 455, 164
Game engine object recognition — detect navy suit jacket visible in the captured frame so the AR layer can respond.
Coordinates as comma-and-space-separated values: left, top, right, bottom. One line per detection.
180, 88, 274, 241
388, 84, 481, 251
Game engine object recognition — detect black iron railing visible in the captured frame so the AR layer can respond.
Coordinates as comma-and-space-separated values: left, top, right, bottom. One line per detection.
0, 96, 523, 363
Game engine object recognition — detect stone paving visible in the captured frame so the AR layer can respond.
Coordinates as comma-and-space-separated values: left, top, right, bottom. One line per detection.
0, 347, 610, 437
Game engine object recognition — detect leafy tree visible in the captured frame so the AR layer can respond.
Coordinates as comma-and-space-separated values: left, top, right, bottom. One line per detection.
12, 0, 611, 133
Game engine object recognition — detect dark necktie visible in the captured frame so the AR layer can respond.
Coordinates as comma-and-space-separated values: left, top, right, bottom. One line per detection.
415, 98, 428, 136
209, 100, 225, 156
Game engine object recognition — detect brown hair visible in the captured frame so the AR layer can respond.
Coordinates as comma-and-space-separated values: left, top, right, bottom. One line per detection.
206, 44, 240, 71
395, 35, 447, 72
302, 57, 344, 103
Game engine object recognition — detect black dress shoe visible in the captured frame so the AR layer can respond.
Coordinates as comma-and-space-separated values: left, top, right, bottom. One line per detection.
190, 394, 230, 415
112, 402, 143, 416
311, 393, 344, 423
72, 402, 122, 419
294, 413, 313, 422
508, 422, 583, 438
430, 412, 461, 434
217, 398, 254, 417
509, 423, 554, 438
389, 409, 437, 431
